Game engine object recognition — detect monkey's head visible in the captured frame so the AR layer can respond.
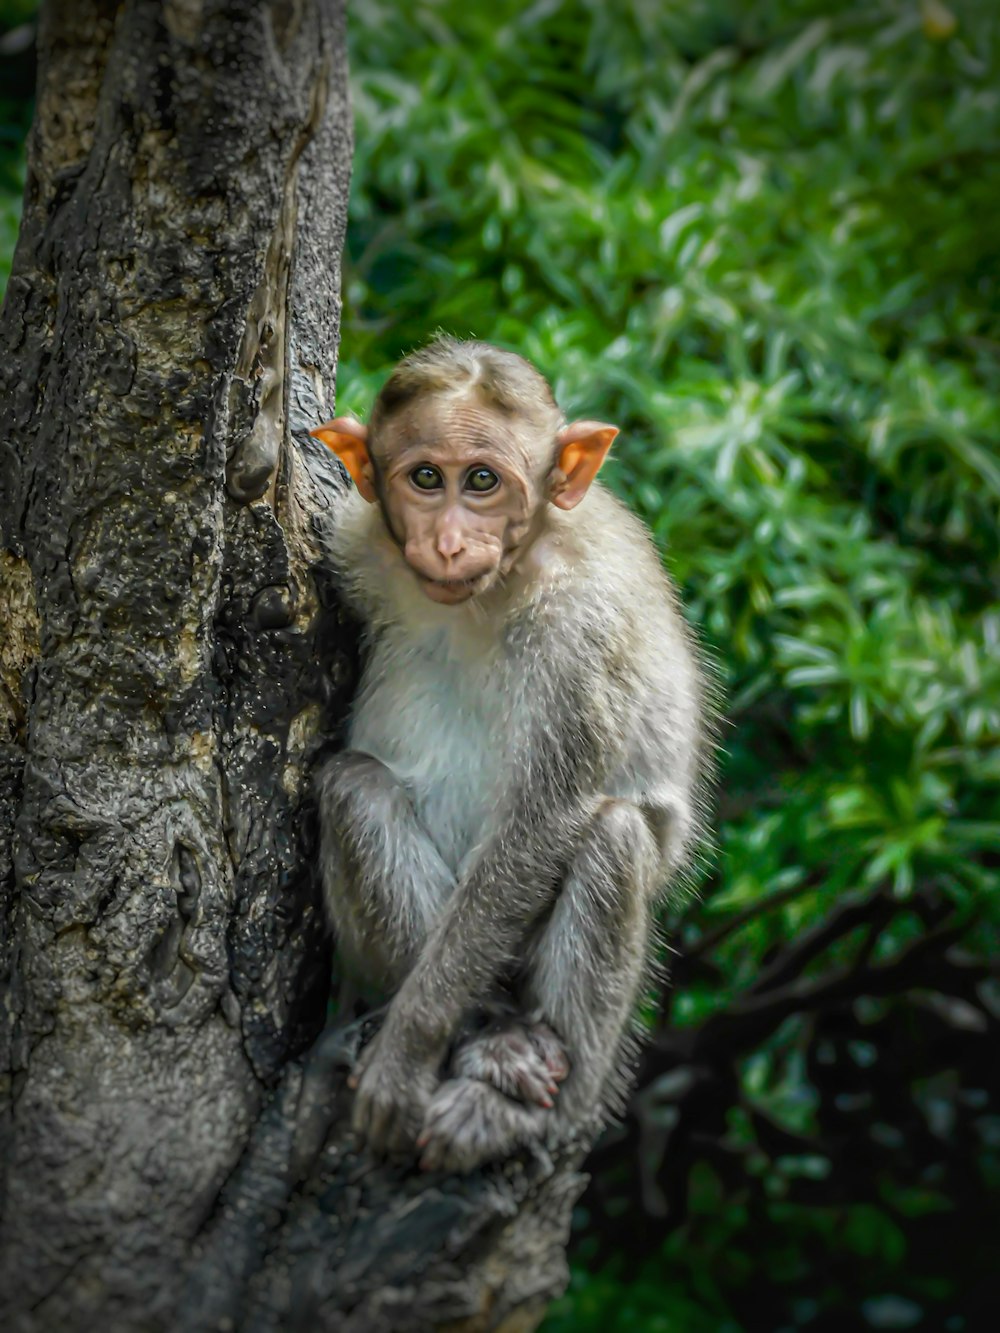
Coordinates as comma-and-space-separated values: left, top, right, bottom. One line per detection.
311, 339, 617, 605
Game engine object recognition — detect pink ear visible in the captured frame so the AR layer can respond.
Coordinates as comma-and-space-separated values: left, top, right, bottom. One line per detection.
309, 417, 377, 502
550, 420, 619, 510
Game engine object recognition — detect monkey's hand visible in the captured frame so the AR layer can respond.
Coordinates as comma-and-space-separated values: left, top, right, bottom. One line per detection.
452, 1019, 570, 1108
348, 1028, 439, 1156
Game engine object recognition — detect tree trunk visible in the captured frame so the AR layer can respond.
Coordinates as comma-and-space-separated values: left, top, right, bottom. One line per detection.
0, 4, 585, 1328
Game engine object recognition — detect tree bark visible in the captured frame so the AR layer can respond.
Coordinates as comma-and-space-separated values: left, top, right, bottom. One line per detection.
0, 4, 585, 1329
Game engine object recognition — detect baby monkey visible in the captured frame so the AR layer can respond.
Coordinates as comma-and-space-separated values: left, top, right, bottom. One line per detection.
311, 338, 705, 1173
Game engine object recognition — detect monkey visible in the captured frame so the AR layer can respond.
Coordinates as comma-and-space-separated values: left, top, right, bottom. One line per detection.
310, 337, 706, 1174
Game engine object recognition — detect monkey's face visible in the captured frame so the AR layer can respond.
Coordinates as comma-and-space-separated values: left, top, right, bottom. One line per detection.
310, 371, 618, 608
376, 395, 538, 604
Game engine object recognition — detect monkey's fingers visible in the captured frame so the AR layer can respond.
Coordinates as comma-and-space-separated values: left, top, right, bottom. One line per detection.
509, 1063, 557, 1108
496, 1047, 559, 1106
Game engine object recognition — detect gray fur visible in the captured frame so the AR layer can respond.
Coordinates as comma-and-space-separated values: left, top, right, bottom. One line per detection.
417, 1078, 550, 1174
316, 347, 707, 1171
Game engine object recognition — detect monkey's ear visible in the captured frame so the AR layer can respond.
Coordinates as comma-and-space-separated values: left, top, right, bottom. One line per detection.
550, 421, 619, 511
310, 417, 377, 503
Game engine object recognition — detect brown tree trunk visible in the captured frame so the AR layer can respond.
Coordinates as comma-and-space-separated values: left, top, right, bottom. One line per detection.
0, 3, 584, 1329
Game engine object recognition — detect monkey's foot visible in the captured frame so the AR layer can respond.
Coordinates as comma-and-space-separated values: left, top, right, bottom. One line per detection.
417, 1077, 547, 1173
453, 1018, 569, 1108
450, 1018, 568, 1103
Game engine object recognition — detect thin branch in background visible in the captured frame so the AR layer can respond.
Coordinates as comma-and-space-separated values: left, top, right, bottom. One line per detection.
746, 889, 898, 996
695, 918, 987, 1062
678, 876, 821, 963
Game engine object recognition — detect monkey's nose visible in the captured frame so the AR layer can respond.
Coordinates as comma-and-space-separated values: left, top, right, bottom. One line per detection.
435, 525, 466, 561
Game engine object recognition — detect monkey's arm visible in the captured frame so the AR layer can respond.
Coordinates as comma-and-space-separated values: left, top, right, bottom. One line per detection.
317, 751, 456, 990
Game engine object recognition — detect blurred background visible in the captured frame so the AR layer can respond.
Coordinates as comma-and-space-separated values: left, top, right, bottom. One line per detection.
2, 1, 998, 1329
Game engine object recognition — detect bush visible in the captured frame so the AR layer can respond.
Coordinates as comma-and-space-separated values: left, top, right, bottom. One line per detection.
341, 3, 1000, 1328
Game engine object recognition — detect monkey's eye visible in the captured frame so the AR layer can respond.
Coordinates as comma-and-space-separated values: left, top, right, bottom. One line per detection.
410, 465, 444, 491
465, 467, 500, 494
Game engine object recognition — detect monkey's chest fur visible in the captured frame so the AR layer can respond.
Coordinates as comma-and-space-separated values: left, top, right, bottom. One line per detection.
348, 622, 508, 875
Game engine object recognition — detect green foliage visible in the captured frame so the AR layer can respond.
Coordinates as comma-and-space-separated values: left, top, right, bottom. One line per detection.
0, 2, 35, 289
340, 1, 1000, 1327
0, 127, 24, 292
0, 103, 27, 292
2, 0, 998, 1327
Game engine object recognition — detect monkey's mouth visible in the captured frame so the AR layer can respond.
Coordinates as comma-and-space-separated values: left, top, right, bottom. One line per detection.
417, 572, 492, 604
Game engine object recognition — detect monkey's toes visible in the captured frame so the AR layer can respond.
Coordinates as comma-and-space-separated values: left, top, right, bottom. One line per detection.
346, 1037, 377, 1091
350, 1055, 433, 1157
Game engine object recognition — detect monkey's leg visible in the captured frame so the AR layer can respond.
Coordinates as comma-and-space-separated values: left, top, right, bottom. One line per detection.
420, 799, 658, 1171
522, 797, 658, 1132
316, 751, 456, 991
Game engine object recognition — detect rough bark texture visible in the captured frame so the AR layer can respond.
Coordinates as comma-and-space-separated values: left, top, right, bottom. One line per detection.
0, 3, 585, 1328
